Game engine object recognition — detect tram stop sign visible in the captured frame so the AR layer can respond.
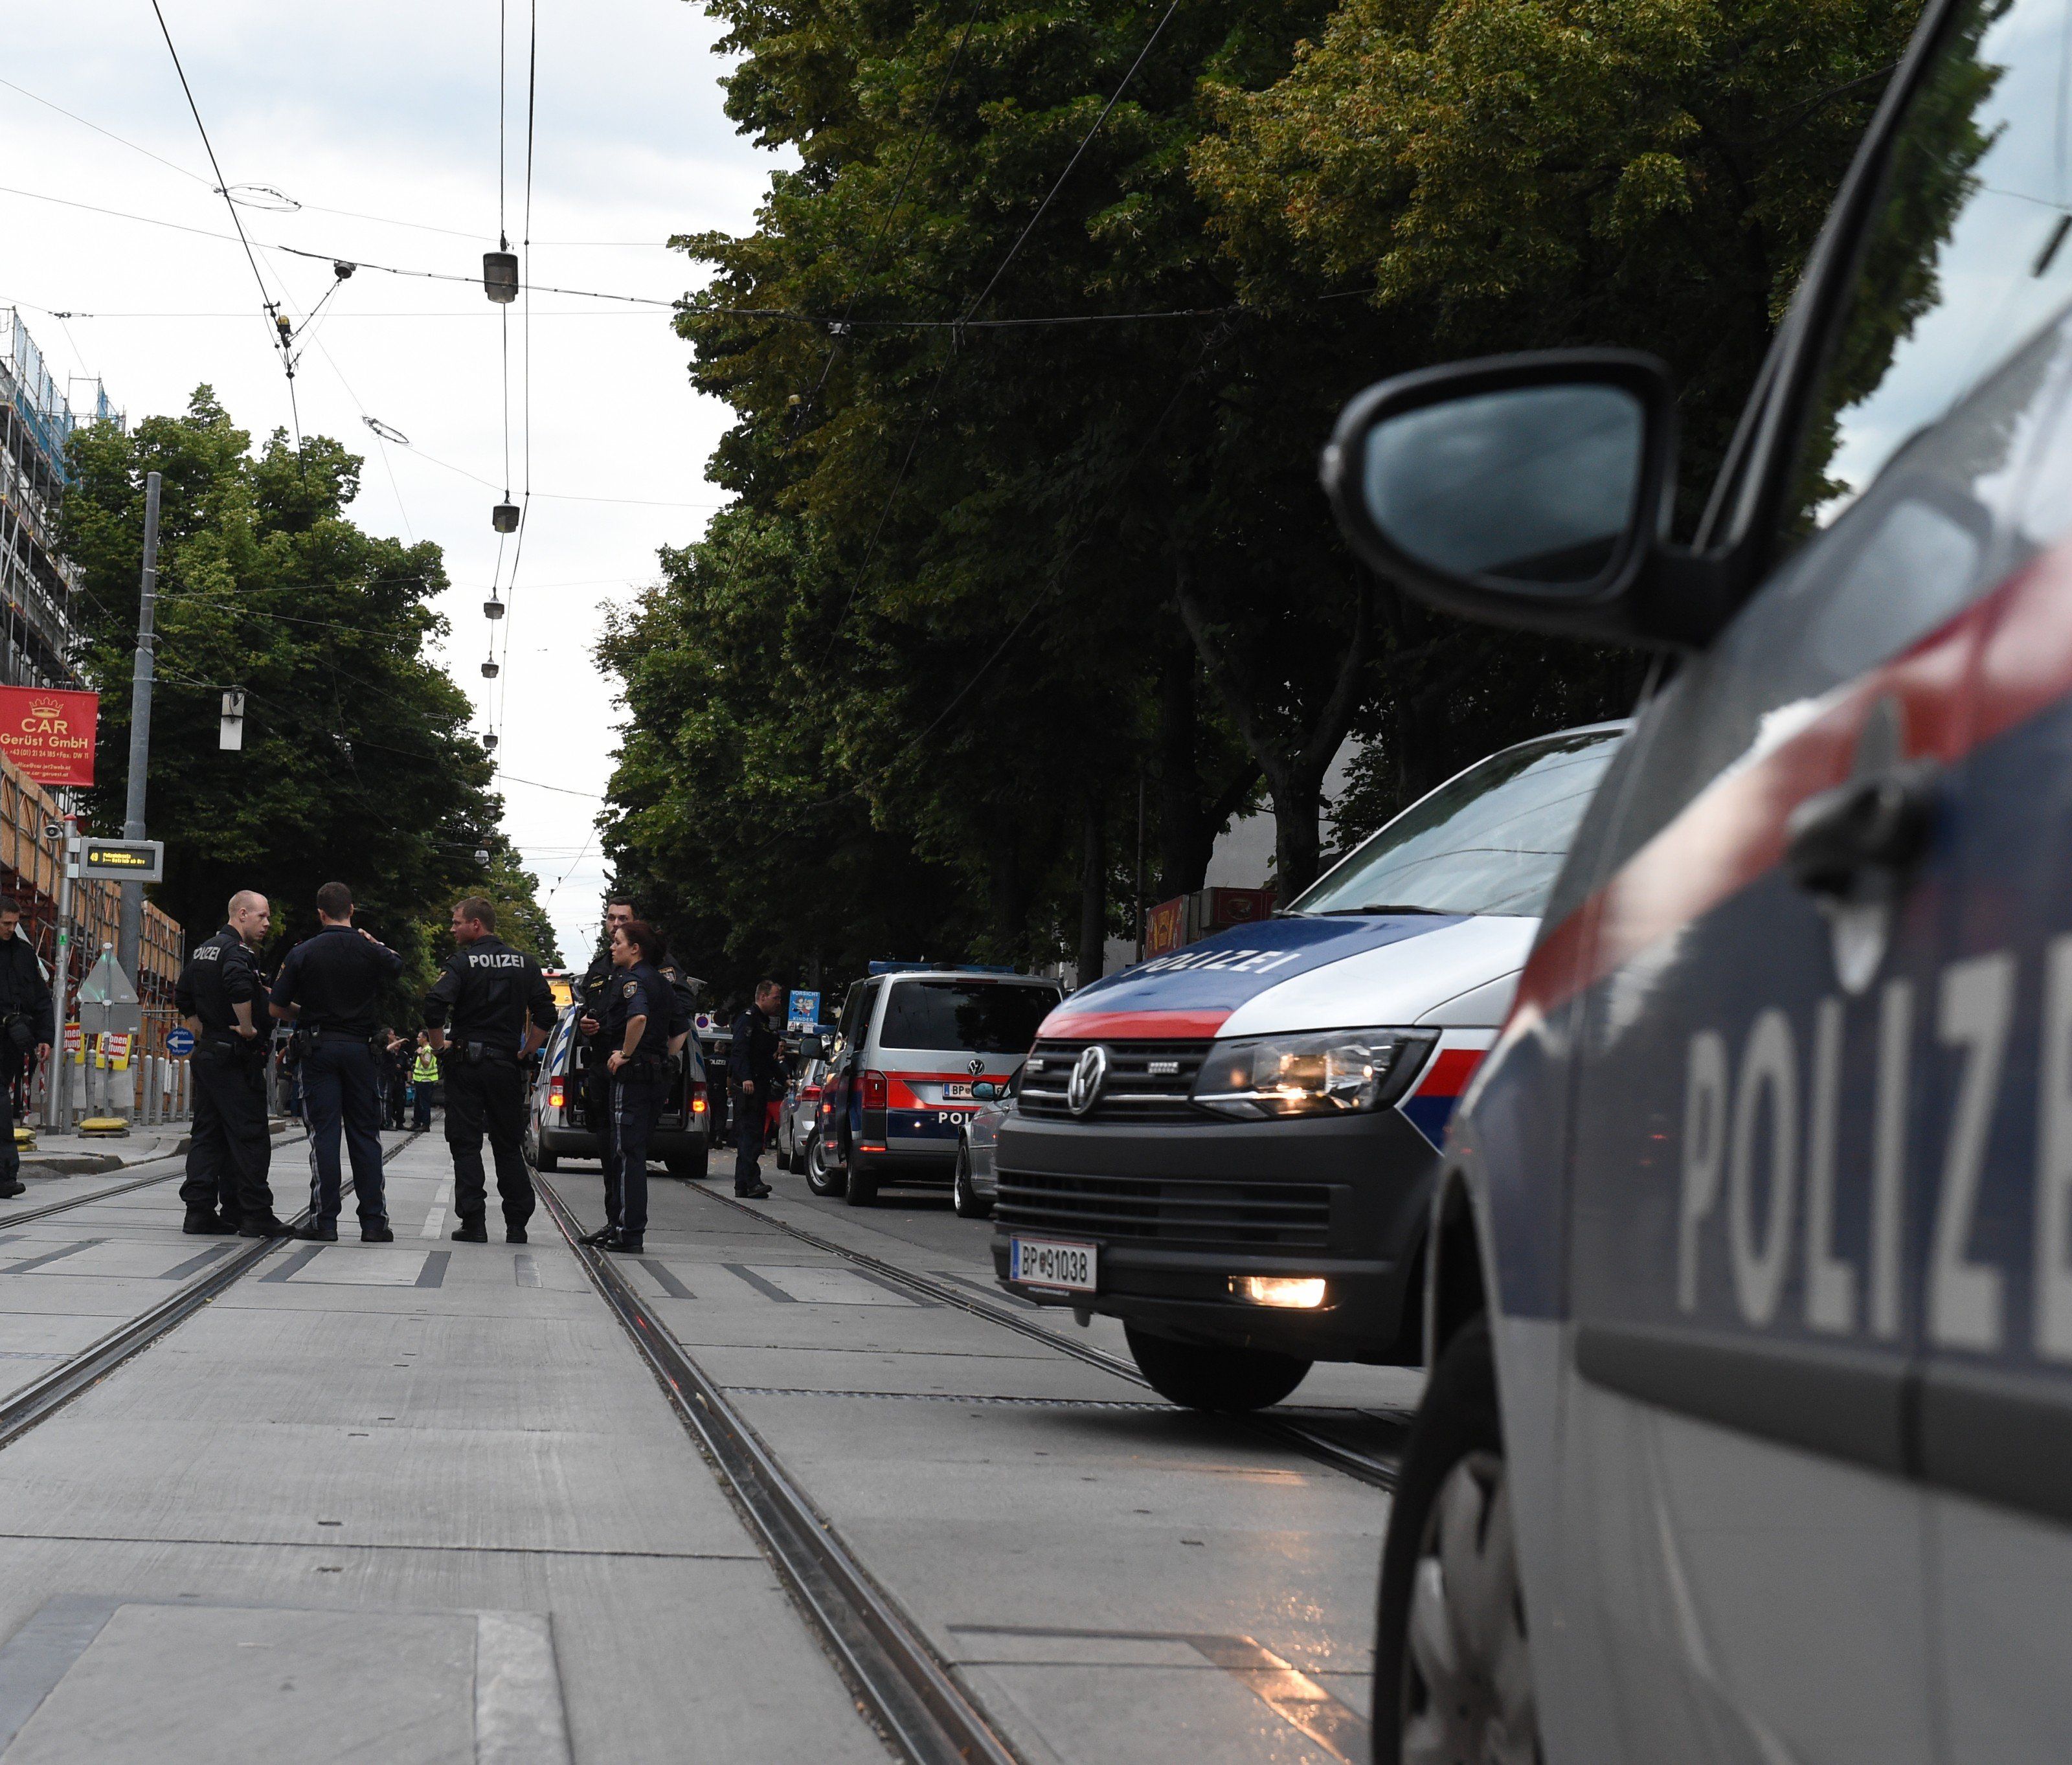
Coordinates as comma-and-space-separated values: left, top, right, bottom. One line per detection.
76, 949, 143, 1036
165, 1027, 195, 1057
74, 839, 164, 882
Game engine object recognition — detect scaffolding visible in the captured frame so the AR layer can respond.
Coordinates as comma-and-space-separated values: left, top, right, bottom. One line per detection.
0, 308, 115, 693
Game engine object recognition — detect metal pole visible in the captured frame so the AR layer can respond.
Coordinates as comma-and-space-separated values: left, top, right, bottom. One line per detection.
117, 470, 160, 981
49, 818, 75, 1131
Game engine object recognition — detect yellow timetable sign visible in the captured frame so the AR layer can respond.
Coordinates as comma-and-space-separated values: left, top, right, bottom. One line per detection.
76, 839, 164, 882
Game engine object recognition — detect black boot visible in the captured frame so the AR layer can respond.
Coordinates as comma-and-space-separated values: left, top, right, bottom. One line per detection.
238, 1216, 287, 1239
611, 1231, 645, 1254
506, 1226, 528, 1244
450, 1220, 488, 1244
737, 1182, 772, 1200
578, 1224, 615, 1247
0, 1176, 23, 1200
361, 1221, 395, 1244
293, 1219, 338, 1242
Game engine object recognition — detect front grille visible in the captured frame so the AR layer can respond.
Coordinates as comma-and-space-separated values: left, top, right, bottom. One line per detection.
995, 1169, 1333, 1250
1020, 1039, 1210, 1122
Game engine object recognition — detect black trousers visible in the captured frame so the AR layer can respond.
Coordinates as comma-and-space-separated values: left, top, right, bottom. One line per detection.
444, 1057, 534, 1230
183, 1047, 275, 1222
602, 1066, 664, 1235
734, 1087, 767, 1192
0, 1053, 21, 1191
302, 1037, 387, 1224
411, 1078, 438, 1130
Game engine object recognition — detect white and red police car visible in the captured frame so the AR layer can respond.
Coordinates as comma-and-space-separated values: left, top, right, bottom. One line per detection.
1320, 0, 2072, 1756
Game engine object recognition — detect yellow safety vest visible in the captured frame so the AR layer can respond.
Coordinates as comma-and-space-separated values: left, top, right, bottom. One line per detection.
412, 1048, 439, 1084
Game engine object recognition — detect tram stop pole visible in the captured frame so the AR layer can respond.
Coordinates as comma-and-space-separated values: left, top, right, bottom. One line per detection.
115, 470, 160, 985
49, 818, 77, 1132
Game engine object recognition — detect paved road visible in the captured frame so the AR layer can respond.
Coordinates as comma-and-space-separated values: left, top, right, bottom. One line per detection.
0, 1133, 1413, 1763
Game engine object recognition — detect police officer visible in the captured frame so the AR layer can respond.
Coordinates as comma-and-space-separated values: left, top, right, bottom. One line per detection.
576, 898, 635, 1150
423, 896, 555, 1244
269, 882, 403, 1242
0, 897, 51, 1202
580, 917, 672, 1252
728, 980, 782, 1199
174, 890, 283, 1237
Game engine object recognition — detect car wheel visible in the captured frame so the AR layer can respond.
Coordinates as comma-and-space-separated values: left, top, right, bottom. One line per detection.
664, 1155, 703, 1182
533, 1145, 558, 1173
844, 1156, 879, 1207
951, 1141, 991, 1220
1122, 1325, 1310, 1413
805, 1132, 847, 1198
1374, 1316, 1538, 1765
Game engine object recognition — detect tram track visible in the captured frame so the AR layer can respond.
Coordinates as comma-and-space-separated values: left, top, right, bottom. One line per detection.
0, 1129, 421, 1456
535, 1171, 1024, 1765
688, 1184, 1406, 1491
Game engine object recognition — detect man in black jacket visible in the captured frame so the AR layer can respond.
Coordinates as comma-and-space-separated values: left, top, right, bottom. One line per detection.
0, 899, 52, 1202
423, 897, 556, 1244
727, 980, 782, 1198
174, 890, 282, 1236
269, 882, 403, 1242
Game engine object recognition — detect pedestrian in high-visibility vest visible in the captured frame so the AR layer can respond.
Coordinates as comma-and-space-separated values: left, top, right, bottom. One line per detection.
411, 1034, 441, 1130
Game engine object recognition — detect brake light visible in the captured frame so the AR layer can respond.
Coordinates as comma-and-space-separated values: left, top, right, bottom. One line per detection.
863, 1070, 888, 1109
548, 1077, 566, 1110
802, 1083, 822, 1100
691, 1081, 708, 1117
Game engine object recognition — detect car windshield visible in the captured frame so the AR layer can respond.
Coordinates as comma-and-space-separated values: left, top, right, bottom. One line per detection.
1289, 727, 1623, 919
881, 981, 1059, 1053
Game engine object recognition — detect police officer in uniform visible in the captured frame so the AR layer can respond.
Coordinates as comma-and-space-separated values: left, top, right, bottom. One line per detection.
269, 882, 403, 1242
174, 890, 282, 1236
423, 896, 555, 1243
0, 898, 52, 1202
580, 918, 671, 1253
575, 898, 635, 1152
728, 980, 782, 1198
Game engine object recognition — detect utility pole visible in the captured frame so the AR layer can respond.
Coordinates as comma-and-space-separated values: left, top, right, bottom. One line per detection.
116, 471, 160, 982
50, 816, 77, 1131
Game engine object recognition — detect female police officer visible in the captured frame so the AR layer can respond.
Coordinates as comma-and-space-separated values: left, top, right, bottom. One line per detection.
580, 918, 671, 1253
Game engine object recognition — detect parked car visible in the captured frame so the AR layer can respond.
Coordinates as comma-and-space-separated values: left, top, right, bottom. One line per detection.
991, 723, 1626, 1413
776, 1054, 829, 1173
811, 967, 1063, 1206
951, 1064, 1020, 1219
525, 1003, 710, 1178
1316, 0, 2072, 1755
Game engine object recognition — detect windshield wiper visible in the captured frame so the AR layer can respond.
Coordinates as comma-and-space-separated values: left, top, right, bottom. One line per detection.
1312, 904, 1450, 916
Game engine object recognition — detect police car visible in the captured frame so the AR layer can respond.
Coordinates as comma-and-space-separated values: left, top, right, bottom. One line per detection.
991, 723, 1623, 1410
1316, 0, 2072, 1755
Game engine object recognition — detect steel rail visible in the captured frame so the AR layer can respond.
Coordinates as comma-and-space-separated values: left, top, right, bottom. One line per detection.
689, 1184, 1402, 1490
534, 1173, 1024, 1765
1, 1124, 317, 1230
0, 1130, 422, 1454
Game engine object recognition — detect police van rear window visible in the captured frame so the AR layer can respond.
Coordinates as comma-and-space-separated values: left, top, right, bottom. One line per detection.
881, 982, 1058, 1053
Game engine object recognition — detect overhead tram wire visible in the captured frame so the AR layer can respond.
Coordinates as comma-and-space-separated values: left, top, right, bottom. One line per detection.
146, 0, 306, 466
493, 0, 543, 746
812, 0, 1184, 663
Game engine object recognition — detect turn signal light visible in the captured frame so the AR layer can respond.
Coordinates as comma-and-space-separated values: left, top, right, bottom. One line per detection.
862, 1070, 888, 1109
548, 1077, 565, 1110
691, 1082, 708, 1117
1231, 1276, 1327, 1309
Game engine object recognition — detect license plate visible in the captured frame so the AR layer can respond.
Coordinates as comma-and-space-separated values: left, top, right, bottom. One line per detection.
1010, 1236, 1097, 1292
943, 1081, 973, 1099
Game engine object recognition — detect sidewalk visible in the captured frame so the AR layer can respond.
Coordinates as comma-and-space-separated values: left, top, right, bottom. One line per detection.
14, 1118, 296, 1178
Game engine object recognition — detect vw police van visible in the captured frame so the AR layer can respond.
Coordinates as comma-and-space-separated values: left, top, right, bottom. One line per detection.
1317, 0, 2072, 1755
991, 722, 1624, 1411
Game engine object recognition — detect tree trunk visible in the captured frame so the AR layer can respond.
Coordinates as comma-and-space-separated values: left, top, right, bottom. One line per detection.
1076, 789, 1107, 984
1153, 639, 1259, 900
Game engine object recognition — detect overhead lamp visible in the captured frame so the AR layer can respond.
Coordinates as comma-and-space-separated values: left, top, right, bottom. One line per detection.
483, 732, 499, 752
491, 502, 520, 533
483, 251, 519, 304
484, 595, 504, 620
481, 659, 501, 679
474, 848, 491, 865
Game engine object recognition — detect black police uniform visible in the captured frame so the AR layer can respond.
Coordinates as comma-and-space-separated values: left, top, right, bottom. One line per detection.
173, 925, 278, 1231
0, 933, 52, 1199
423, 934, 555, 1238
269, 925, 403, 1233
576, 947, 616, 1150
728, 1002, 781, 1195
598, 959, 670, 1244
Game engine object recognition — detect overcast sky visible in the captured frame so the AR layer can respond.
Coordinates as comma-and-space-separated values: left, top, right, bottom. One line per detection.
2, 0, 769, 963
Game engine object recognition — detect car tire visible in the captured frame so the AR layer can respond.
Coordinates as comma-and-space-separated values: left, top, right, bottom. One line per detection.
844, 1157, 879, 1207
664, 1155, 703, 1182
951, 1141, 991, 1220
1373, 1315, 1538, 1765
805, 1132, 846, 1198
1123, 1325, 1310, 1413
533, 1145, 558, 1173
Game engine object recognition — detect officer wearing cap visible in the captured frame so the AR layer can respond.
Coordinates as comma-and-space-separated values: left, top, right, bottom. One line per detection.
0, 897, 51, 1204
580, 917, 671, 1253
174, 889, 283, 1237
269, 881, 403, 1242
423, 895, 555, 1244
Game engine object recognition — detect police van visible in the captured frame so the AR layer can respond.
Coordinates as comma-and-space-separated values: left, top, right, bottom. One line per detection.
1316, 0, 2072, 1754
990, 723, 1623, 1411
524, 1004, 710, 1179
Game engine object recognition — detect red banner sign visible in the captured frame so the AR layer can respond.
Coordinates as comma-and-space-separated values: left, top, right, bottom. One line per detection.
0, 687, 98, 786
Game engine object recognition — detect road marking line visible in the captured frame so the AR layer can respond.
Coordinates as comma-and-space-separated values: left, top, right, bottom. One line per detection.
422, 1206, 447, 1239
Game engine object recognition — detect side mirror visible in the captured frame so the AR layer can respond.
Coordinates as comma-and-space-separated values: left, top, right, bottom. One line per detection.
971, 1081, 998, 1102
1322, 350, 1721, 647
800, 1034, 824, 1062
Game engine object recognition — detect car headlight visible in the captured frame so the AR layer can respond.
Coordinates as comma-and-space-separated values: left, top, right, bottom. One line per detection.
1191, 1028, 1435, 1119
